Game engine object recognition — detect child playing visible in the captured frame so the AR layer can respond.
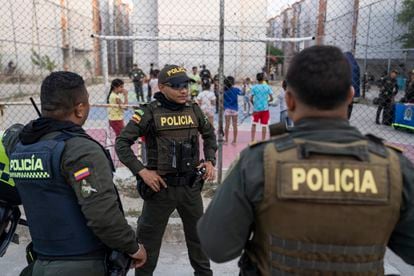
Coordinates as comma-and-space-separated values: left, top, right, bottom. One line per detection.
196, 81, 216, 126
107, 79, 128, 137
224, 76, 242, 145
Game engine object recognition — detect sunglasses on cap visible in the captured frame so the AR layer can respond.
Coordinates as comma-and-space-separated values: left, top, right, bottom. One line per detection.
164, 82, 189, 90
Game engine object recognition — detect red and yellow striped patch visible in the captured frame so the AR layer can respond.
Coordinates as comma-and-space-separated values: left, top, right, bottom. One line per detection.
132, 114, 141, 124
74, 167, 91, 181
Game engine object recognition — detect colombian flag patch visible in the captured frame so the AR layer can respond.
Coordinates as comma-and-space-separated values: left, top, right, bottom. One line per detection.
132, 114, 141, 124
74, 167, 91, 181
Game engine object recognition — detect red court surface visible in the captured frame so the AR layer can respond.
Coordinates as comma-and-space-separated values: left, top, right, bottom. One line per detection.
86, 128, 414, 170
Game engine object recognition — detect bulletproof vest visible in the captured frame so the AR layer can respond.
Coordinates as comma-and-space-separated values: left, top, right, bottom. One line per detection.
9, 133, 104, 257
147, 102, 200, 175
247, 136, 402, 276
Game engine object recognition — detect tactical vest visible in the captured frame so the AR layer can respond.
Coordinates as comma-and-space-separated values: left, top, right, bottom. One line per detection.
147, 102, 200, 175
9, 133, 105, 257
246, 136, 402, 276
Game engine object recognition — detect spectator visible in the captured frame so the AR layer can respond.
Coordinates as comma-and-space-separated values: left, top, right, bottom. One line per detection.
188, 66, 201, 99
242, 77, 252, 114
402, 69, 414, 103
107, 79, 128, 137
275, 80, 292, 126
200, 64, 212, 83
148, 69, 160, 102
196, 81, 216, 126
250, 73, 273, 141
224, 76, 242, 145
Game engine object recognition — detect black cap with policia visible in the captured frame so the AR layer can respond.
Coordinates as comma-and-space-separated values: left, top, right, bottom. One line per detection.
158, 65, 195, 89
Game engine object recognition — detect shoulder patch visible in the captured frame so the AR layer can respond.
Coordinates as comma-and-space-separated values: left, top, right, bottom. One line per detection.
74, 167, 91, 181
134, 109, 144, 116
384, 142, 404, 153
131, 114, 142, 124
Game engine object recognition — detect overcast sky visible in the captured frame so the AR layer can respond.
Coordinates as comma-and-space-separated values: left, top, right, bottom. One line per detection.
267, 0, 295, 18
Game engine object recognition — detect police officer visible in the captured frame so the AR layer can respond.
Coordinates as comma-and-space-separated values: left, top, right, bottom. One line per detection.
9, 72, 146, 275
116, 64, 217, 276
0, 124, 23, 257
376, 69, 399, 125
197, 46, 414, 275
129, 64, 147, 103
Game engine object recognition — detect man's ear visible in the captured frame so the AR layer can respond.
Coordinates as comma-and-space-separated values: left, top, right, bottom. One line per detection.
285, 90, 296, 112
74, 103, 86, 118
347, 86, 355, 105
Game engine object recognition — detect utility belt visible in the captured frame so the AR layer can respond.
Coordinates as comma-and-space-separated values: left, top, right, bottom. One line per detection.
163, 173, 195, 187
36, 248, 107, 261
26, 245, 131, 276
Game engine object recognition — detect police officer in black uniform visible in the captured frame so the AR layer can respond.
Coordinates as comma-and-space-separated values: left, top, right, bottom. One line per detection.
9, 72, 147, 275
197, 46, 414, 275
376, 69, 399, 125
129, 64, 147, 103
116, 65, 217, 276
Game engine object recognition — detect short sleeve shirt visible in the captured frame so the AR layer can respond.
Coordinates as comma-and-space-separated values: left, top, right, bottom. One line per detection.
196, 90, 216, 116
251, 83, 273, 112
108, 93, 124, 121
224, 87, 242, 111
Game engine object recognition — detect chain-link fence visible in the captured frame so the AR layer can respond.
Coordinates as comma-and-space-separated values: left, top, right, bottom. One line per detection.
0, 0, 413, 178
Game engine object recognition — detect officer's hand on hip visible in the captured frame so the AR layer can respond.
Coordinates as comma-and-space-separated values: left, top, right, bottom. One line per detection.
198, 161, 215, 182
138, 168, 167, 192
129, 243, 147, 268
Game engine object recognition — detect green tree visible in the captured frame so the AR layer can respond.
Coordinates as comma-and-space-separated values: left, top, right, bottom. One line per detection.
31, 49, 57, 72
266, 43, 284, 64
397, 0, 414, 48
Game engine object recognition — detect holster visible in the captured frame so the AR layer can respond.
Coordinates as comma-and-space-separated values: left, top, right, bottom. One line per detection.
238, 253, 259, 276
106, 250, 131, 276
136, 177, 155, 200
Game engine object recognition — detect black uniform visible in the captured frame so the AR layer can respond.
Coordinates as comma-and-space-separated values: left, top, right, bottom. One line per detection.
129, 68, 146, 103
376, 76, 398, 125
116, 96, 217, 276
198, 119, 414, 270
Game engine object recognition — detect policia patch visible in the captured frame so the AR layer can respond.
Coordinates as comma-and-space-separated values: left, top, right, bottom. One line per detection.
278, 161, 389, 203
154, 110, 198, 130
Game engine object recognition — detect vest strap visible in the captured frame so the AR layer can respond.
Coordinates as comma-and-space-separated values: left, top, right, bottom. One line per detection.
298, 142, 370, 161
271, 235, 385, 255
271, 252, 383, 273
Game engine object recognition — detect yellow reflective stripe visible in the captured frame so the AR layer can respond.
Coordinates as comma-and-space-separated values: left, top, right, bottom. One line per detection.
0, 137, 15, 187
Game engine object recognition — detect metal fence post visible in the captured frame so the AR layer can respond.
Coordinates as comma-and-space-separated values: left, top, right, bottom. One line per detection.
217, 0, 225, 185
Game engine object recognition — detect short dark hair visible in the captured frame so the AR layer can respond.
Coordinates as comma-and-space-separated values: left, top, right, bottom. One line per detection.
224, 76, 235, 89
192, 66, 197, 70
286, 45, 351, 110
41, 71, 87, 117
256, 73, 264, 82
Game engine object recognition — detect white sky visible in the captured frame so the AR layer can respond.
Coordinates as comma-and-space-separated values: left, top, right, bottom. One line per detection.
267, 0, 296, 18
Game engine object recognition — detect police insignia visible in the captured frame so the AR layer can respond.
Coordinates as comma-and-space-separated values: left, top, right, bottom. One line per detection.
135, 109, 144, 116
74, 167, 91, 181
80, 179, 97, 198
132, 114, 141, 124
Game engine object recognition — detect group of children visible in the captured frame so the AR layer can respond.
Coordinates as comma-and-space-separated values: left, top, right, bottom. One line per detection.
106, 71, 291, 144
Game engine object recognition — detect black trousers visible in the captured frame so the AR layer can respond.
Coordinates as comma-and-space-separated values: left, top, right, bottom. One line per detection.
376, 97, 393, 125
134, 81, 144, 102
135, 184, 212, 276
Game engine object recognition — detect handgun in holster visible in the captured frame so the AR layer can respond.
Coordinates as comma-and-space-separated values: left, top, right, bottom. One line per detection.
238, 252, 259, 276
106, 250, 132, 276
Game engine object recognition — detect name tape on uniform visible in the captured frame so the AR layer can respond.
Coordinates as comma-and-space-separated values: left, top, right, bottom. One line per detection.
278, 161, 390, 204
10, 153, 51, 179
154, 112, 198, 130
